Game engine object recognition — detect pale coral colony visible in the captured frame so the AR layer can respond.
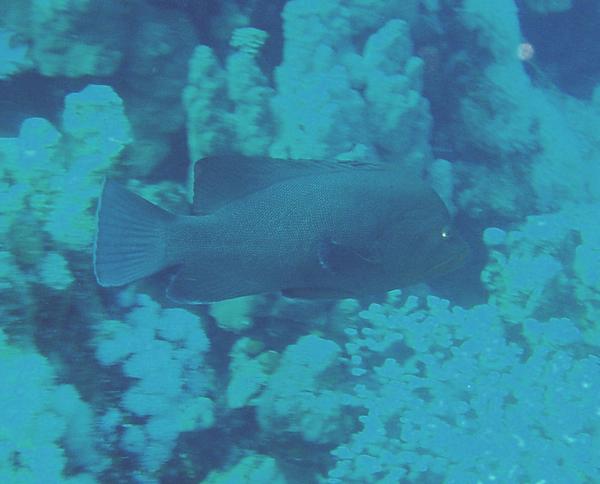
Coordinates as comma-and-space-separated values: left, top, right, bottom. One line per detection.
0, 1, 599, 483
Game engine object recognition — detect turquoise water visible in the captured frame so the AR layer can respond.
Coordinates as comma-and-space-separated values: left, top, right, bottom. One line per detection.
1, 1, 599, 483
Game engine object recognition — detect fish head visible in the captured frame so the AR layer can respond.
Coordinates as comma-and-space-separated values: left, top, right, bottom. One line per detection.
419, 221, 470, 279
377, 191, 469, 287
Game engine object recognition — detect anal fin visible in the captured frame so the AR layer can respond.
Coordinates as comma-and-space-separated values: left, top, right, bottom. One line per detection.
166, 263, 264, 304
282, 287, 356, 299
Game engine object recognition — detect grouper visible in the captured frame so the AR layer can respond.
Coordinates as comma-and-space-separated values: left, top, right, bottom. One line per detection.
93, 155, 468, 303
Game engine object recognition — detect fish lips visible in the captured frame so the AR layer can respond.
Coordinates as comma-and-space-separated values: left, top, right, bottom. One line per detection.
428, 236, 470, 278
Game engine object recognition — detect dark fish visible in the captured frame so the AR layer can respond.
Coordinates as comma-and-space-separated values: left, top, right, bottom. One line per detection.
94, 156, 468, 303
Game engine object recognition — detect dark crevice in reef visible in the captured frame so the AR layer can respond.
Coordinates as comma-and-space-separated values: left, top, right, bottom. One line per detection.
517, 0, 600, 99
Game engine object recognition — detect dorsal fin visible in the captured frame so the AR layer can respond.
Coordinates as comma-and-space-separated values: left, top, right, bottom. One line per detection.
192, 155, 385, 214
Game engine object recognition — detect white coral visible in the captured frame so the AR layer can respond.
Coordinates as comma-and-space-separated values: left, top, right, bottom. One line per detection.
0, 28, 33, 79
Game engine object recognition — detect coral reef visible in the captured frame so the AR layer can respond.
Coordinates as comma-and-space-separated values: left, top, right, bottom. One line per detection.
0, 328, 105, 481
0, 28, 33, 79
482, 203, 600, 345
94, 295, 214, 477
324, 296, 599, 482
1, 0, 127, 77
454, 0, 600, 215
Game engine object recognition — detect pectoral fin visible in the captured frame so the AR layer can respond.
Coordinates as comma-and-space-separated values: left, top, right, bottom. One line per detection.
282, 287, 356, 299
318, 239, 380, 275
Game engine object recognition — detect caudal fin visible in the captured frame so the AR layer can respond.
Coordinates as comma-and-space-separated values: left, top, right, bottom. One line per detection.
94, 180, 176, 287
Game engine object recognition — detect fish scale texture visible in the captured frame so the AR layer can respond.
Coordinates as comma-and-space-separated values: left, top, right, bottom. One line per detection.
0, 0, 599, 482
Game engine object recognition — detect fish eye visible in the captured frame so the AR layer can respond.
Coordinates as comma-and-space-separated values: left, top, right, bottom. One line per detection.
441, 227, 451, 239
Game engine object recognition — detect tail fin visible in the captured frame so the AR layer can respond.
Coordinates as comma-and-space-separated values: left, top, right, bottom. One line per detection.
94, 180, 176, 287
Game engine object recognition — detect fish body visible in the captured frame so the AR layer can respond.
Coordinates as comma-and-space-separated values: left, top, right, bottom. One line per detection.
94, 156, 468, 303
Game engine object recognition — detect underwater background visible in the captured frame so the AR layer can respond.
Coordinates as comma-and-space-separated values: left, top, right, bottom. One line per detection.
1, 0, 599, 482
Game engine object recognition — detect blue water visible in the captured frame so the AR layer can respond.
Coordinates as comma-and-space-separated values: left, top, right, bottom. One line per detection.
1, 1, 599, 483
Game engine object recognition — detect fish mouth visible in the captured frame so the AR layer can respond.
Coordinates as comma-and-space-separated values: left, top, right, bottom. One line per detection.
428, 245, 469, 277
